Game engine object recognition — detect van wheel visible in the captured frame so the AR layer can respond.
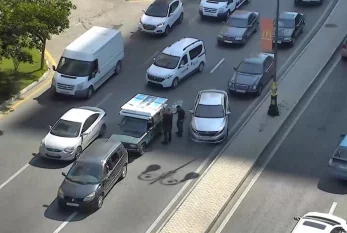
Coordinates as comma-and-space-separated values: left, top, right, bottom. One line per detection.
95, 194, 104, 210
114, 61, 122, 75
171, 78, 179, 88
198, 62, 205, 72
139, 143, 146, 155
226, 10, 231, 19
75, 146, 82, 160
120, 165, 128, 180
99, 124, 106, 138
164, 26, 170, 36
178, 13, 183, 24
86, 86, 94, 99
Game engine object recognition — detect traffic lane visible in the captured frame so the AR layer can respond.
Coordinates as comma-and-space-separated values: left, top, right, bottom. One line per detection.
220, 59, 347, 233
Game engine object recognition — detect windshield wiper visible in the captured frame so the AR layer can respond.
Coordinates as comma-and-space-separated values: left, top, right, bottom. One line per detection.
66, 177, 87, 184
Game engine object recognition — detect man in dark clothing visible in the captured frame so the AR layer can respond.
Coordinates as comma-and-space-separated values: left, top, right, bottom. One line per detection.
175, 105, 185, 137
162, 107, 173, 144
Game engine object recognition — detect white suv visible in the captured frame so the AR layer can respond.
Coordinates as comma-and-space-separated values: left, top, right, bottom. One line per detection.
146, 38, 206, 88
199, 0, 250, 19
139, 0, 184, 36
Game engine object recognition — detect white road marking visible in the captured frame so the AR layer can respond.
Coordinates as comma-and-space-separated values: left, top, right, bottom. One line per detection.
53, 211, 78, 233
0, 164, 30, 191
144, 51, 159, 65
188, 14, 199, 25
96, 93, 113, 107
329, 202, 338, 215
210, 58, 225, 73
215, 52, 341, 233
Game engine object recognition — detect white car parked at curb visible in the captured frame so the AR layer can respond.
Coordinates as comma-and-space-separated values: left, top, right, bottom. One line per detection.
39, 106, 107, 161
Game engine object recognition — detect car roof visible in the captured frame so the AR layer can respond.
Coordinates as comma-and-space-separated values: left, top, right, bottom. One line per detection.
78, 138, 121, 164
60, 107, 103, 123
279, 11, 298, 20
151, 0, 173, 6
231, 10, 252, 19
163, 37, 201, 57
198, 90, 225, 105
243, 54, 267, 64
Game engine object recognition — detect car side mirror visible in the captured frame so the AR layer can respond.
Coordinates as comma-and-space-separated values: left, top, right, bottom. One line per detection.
189, 109, 193, 114
49, 125, 52, 130
226, 111, 231, 115
294, 216, 301, 221
142, 9, 146, 13
153, 57, 156, 62
233, 67, 237, 71
52, 65, 56, 71
62, 172, 66, 177
148, 126, 154, 131
81, 132, 87, 136
170, 13, 174, 16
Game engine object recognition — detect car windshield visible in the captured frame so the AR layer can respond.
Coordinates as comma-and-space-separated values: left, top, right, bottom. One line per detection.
277, 18, 295, 28
195, 104, 224, 118
335, 147, 347, 159
237, 62, 263, 75
50, 119, 82, 138
120, 117, 148, 138
66, 162, 103, 184
227, 17, 248, 28
145, 3, 168, 17
56, 57, 92, 77
154, 53, 180, 69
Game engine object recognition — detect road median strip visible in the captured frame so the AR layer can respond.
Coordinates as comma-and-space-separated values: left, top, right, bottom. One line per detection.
157, 1, 347, 232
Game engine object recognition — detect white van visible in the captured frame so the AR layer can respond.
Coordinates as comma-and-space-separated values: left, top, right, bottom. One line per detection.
52, 26, 124, 99
146, 38, 206, 89
199, 0, 250, 19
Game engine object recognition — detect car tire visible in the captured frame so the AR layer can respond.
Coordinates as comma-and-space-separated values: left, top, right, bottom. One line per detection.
75, 146, 82, 160
226, 10, 231, 19
178, 13, 183, 24
86, 86, 94, 99
256, 85, 263, 96
120, 165, 128, 180
99, 124, 106, 138
290, 37, 296, 47
114, 61, 122, 75
198, 62, 205, 72
254, 22, 259, 32
95, 194, 104, 210
164, 26, 170, 36
171, 78, 179, 88
243, 36, 248, 45
139, 143, 146, 155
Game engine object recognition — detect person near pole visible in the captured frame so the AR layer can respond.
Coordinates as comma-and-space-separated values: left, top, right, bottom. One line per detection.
175, 105, 185, 137
161, 107, 173, 144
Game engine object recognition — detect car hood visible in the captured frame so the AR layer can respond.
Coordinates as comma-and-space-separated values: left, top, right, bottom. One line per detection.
43, 133, 80, 149
232, 72, 260, 85
147, 65, 174, 78
220, 26, 247, 37
277, 28, 294, 37
60, 179, 99, 199
201, 0, 227, 8
141, 14, 165, 26
110, 134, 142, 145
191, 117, 226, 132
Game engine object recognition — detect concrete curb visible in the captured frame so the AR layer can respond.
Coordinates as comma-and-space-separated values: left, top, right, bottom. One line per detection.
0, 52, 53, 113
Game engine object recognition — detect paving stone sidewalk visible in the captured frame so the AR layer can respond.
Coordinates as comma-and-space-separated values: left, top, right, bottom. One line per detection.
157, 1, 347, 232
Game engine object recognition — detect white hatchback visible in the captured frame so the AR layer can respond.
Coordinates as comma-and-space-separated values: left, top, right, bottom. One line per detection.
39, 106, 107, 161
139, 0, 184, 36
292, 212, 347, 233
146, 37, 206, 88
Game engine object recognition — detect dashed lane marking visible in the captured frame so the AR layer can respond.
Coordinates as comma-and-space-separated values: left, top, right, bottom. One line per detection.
210, 58, 225, 74
329, 202, 338, 215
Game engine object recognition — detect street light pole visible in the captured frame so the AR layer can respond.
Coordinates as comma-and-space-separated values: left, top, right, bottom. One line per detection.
268, 0, 280, 117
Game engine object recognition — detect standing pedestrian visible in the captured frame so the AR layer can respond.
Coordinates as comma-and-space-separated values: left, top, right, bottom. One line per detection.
162, 107, 173, 144
175, 105, 185, 137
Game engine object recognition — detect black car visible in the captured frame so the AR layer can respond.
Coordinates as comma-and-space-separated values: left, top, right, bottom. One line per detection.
217, 10, 259, 45
273, 11, 305, 47
57, 138, 128, 211
228, 53, 275, 96
294, 0, 323, 6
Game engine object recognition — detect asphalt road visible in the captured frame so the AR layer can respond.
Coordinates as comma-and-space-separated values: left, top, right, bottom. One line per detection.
0, 0, 334, 232
218, 58, 347, 233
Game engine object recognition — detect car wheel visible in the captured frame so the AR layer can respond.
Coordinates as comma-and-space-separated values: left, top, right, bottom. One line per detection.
99, 124, 106, 138
75, 146, 82, 160
198, 62, 205, 72
226, 10, 231, 19
139, 143, 146, 155
86, 86, 94, 99
95, 194, 104, 210
114, 61, 122, 75
171, 78, 179, 88
256, 85, 263, 96
290, 37, 296, 47
178, 13, 183, 24
120, 165, 128, 180
243, 36, 248, 45
164, 26, 170, 36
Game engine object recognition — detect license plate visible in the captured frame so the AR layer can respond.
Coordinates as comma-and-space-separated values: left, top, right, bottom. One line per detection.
66, 203, 79, 207
224, 40, 233, 44
204, 12, 215, 16
277, 40, 282, 44
58, 90, 72, 95
236, 90, 246, 93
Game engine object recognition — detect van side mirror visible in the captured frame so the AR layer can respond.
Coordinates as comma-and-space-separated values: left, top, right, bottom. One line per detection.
81, 132, 87, 136
233, 67, 237, 71
189, 109, 194, 114
52, 65, 56, 71
226, 111, 231, 115
142, 9, 146, 13
49, 125, 52, 130
62, 172, 66, 177
153, 57, 156, 61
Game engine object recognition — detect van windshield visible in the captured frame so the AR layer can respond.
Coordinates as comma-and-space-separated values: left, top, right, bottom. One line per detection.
120, 117, 147, 138
57, 57, 92, 77
154, 53, 180, 69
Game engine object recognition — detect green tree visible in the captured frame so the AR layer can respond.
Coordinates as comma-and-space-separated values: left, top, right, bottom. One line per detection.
12, 0, 76, 69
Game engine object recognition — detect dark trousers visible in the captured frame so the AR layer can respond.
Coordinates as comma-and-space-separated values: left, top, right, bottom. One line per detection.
163, 130, 172, 142
176, 120, 184, 136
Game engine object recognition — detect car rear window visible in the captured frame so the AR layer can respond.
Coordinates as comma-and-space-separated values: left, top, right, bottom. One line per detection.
303, 221, 326, 230
227, 17, 248, 28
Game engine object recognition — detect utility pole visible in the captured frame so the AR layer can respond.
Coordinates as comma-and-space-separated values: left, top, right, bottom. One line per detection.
268, 0, 280, 117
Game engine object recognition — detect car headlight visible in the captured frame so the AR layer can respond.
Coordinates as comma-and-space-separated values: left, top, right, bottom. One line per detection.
235, 37, 242, 40
63, 147, 75, 153
191, 125, 198, 133
129, 144, 137, 148
58, 188, 64, 198
40, 140, 45, 148
76, 83, 84, 90
252, 85, 257, 90
328, 159, 333, 167
139, 20, 143, 25
165, 74, 172, 79
157, 23, 164, 27
216, 127, 225, 135
199, 4, 203, 10
284, 37, 292, 41
83, 192, 95, 202
218, 34, 223, 38
218, 7, 226, 13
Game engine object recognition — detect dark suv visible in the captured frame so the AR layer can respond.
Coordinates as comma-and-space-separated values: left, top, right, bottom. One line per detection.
57, 138, 128, 211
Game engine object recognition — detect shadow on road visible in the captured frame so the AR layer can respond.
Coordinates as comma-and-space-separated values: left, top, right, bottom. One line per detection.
44, 198, 90, 222
318, 175, 347, 195
29, 153, 72, 169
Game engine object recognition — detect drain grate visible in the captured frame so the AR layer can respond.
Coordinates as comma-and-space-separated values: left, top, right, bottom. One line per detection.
324, 23, 337, 28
